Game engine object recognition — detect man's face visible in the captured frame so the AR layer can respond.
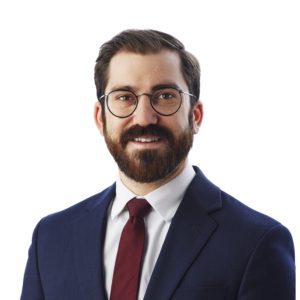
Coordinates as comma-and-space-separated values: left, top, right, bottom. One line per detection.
95, 50, 202, 183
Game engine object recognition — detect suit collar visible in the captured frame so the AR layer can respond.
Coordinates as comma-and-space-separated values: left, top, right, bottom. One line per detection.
144, 167, 222, 300
189, 166, 222, 213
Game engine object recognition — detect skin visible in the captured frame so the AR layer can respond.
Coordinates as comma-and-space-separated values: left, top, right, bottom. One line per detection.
94, 49, 203, 195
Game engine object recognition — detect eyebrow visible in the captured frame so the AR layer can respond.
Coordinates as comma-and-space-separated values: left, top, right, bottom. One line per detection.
151, 83, 181, 91
108, 83, 181, 93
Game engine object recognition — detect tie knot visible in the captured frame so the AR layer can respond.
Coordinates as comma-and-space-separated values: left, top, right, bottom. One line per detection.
127, 198, 151, 218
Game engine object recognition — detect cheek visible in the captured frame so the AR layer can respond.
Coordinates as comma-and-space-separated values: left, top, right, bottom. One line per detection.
105, 116, 128, 139
178, 101, 192, 127
171, 108, 191, 132
161, 116, 187, 134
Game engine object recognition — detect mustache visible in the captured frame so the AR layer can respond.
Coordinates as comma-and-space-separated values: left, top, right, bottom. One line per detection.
120, 124, 174, 147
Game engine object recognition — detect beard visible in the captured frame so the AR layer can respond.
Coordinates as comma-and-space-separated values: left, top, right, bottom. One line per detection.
103, 115, 194, 183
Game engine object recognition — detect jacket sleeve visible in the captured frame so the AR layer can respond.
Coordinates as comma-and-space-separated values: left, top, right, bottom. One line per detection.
20, 220, 44, 300
238, 224, 295, 299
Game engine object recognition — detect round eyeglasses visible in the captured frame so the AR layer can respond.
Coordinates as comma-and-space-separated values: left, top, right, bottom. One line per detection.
98, 87, 196, 118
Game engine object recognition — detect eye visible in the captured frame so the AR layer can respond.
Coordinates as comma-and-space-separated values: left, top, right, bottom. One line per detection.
110, 91, 136, 103
116, 94, 135, 101
159, 92, 174, 100
152, 88, 179, 104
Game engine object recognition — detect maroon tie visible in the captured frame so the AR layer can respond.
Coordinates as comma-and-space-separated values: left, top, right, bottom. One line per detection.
110, 198, 151, 300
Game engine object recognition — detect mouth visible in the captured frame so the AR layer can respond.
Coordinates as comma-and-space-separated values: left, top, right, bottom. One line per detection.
132, 136, 161, 143
128, 135, 165, 149
120, 124, 174, 150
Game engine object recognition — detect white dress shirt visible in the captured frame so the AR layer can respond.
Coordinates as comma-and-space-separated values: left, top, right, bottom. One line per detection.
103, 163, 196, 300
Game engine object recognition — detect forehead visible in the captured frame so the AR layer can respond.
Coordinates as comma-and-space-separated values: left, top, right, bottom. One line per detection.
106, 50, 188, 93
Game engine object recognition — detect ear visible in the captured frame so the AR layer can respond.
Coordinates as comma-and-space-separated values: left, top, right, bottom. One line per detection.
94, 101, 104, 136
192, 100, 203, 134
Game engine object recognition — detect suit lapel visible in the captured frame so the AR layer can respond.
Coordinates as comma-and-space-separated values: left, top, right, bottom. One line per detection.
144, 168, 222, 300
72, 184, 115, 300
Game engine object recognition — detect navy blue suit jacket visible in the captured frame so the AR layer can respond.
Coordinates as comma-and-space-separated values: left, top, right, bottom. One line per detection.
21, 167, 295, 299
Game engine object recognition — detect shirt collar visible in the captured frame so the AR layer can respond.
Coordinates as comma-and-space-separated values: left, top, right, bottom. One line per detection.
112, 162, 195, 222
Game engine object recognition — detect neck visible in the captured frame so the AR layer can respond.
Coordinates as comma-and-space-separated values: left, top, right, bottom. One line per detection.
119, 159, 188, 196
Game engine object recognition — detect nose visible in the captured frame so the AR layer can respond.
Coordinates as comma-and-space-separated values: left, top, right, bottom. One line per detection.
133, 94, 158, 126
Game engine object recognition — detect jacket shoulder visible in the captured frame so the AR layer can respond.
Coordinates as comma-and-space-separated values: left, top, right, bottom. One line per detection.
215, 190, 295, 256
220, 190, 281, 229
39, 183, 115, 229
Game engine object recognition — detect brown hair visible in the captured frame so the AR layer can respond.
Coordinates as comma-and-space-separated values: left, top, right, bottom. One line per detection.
94, 29, 200, 106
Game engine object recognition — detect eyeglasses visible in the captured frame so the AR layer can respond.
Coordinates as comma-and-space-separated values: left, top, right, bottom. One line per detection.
98, 87, 196, 118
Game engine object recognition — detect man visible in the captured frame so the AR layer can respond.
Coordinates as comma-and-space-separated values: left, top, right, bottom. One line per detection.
21, 29, 295, 300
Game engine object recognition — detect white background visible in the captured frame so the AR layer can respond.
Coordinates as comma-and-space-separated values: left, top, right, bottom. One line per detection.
0, 0, 299, 298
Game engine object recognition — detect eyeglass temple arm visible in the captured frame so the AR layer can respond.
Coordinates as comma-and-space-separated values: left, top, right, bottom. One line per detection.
98, 94, 106, 102
181, 91, 197, 99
